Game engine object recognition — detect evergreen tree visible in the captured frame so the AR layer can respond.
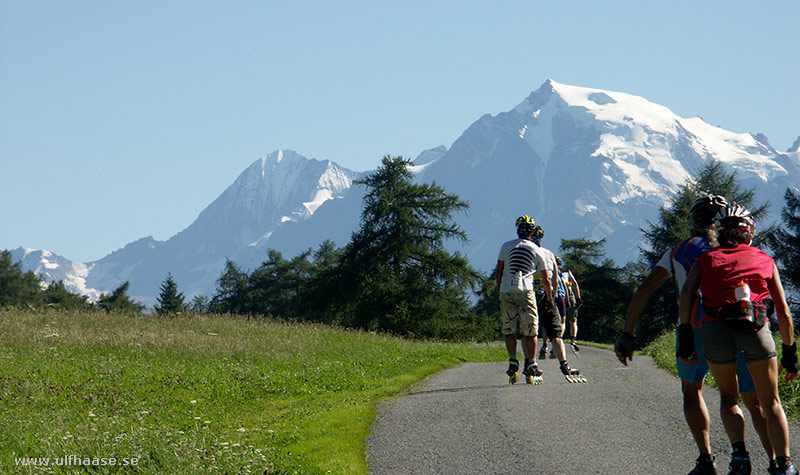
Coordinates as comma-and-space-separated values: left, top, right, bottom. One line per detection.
247, 249, 312, 319
210, 259, 249, 314
319, 156, 482, 339
97, 281, 145, 314
0, 250, 43, 308
295, 241, 345, 323
470, 272, 503, 341
41, 280, 93, 310
189, 295, 210, 314
559, 238, 636, 342
154, 273, 186, 315
766, 187, 800, 315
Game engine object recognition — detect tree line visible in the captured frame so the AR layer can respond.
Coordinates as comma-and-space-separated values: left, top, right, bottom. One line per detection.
2, 158, 798, 345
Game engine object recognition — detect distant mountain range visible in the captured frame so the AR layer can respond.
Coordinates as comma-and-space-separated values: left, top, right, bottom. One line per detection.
12, 80, 800, 306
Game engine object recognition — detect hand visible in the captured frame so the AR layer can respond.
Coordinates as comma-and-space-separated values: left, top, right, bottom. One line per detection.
614, 332, 635, 366
576, 297, 583, 308
780, 342, 800, 382
680, 350, 699, 366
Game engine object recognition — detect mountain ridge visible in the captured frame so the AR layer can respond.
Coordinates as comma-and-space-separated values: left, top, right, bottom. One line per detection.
12, 80, 800, 306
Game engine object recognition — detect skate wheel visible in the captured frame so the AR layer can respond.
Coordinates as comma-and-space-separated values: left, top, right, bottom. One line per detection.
509, 372, 519, 385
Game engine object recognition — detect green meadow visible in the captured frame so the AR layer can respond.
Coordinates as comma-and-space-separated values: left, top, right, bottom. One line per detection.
0, 309, 504, 474
3, 309, 798, 474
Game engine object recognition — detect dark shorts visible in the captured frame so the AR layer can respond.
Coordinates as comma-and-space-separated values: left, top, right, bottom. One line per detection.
536, 294, 563, 339
701, 321, 777, 365
674, 328, 756, 392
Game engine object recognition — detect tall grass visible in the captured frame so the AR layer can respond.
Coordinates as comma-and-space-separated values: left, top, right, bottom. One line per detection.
0, 309, 504, 474
643, 331, 800, 422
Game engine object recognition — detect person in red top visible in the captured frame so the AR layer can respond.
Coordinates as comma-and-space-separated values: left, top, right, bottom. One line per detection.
679, 203, 799, 475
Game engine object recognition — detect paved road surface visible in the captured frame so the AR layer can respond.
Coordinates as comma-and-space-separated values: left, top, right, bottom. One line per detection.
367, 346, 800, 474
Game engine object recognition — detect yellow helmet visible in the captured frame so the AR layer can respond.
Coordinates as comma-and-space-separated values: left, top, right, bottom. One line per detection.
515, 215, 535, 228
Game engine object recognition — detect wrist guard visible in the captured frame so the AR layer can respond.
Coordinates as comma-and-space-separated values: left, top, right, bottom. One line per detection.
676, 324, 695, 359
614, 332, 635, 358
781, 342, 800, 373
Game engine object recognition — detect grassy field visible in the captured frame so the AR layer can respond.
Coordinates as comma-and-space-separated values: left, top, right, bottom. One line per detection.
643, 331, 800, 423
4, 309, 797, 474
0, 309, 505, 474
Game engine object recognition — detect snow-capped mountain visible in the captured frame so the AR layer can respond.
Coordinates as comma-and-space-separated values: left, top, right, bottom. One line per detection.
77, 150, 358, 304
411, 80, 800, 271
10, 248, 102, 300
13, 80, 800, 305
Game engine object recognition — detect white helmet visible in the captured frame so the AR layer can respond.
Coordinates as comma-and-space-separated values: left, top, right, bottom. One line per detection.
716, 203, 754, 232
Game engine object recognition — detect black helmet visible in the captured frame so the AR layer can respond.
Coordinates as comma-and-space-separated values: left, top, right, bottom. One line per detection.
533, 225, 544, 239
690, 194, 727, 219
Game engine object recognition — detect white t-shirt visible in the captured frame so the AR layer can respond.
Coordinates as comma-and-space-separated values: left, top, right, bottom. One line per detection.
498, 238, 548, 293
534, 245, 559, 294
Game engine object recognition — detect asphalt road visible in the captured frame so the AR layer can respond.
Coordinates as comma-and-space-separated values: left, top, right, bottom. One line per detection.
367, 345, 800, 474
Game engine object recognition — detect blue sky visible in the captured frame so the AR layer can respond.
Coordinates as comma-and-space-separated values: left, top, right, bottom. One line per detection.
1, 1, 798, 263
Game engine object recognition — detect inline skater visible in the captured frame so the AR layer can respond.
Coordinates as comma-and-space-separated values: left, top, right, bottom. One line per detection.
615, 194, 775, 475
679, 203, 798, 475
561, 261, 583, 354
540, 257, 567, 359
532, 225, 582, 381
496, 215, 551, 384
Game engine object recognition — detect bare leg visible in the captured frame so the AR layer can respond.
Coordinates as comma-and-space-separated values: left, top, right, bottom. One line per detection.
521, 335, 536, 361
707, 362, 746, 447
552, 337, 567, 361
682, 379, 712, 455
504, 334, 517, 358
741, 391, 774, 460
746, 357, 792, 458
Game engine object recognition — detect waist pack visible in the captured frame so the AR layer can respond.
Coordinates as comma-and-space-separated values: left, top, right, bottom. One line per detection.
705, 301, 767, 333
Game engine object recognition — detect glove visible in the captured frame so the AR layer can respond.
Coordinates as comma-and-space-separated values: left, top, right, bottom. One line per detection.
781, 342, 800, 373
576, 297, 583, 308
614, 332, 635, 364
676, 324, 695, 359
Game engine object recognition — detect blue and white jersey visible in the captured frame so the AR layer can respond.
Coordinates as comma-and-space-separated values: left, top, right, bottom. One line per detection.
655, 236, 713, 326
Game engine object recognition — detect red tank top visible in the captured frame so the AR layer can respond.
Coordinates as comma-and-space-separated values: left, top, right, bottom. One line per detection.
696, 244, 774, 321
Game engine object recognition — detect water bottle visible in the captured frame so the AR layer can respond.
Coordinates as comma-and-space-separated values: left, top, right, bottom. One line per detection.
735, 281, 751, 301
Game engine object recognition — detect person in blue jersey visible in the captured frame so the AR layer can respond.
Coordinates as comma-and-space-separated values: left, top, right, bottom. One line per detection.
531, 225, 581, 378
560, 262, 583, 353
539, 256, 568, 359
496, 215, 552, 382
615, 195, 774, 475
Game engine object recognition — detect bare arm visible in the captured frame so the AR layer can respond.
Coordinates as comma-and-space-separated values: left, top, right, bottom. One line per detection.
570, 273, 581, 300
679, 264, 701, 326
622, 266, 670, 334
495, 260, 504, 293
541, 271, 553, 301
767, 263, 794, 347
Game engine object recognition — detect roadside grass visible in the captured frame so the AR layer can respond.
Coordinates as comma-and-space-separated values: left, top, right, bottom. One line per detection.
0, 309, 505, 474
643, 331, 800, 423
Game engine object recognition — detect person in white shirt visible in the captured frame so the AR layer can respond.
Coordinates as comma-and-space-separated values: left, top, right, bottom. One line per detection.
496, 215, 550, 383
